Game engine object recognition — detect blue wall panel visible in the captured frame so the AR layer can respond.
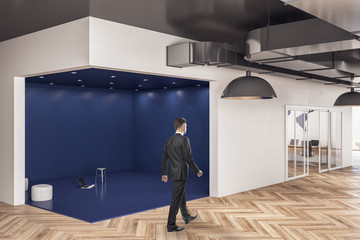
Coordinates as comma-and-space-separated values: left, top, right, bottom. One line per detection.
25, 83, 134, 181
133, 87, 209, 178
26, 84, 209, 182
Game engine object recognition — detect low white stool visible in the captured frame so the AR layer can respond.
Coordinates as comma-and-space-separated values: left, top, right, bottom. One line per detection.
95, 168, 106, 184
31, 184, 53, 201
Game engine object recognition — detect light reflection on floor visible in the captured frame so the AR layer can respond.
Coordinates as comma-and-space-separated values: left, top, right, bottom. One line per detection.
26, 171, 209, 223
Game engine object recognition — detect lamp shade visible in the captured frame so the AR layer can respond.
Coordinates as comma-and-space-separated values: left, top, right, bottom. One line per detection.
334, 88, 360, 106
221, 71, 277, 99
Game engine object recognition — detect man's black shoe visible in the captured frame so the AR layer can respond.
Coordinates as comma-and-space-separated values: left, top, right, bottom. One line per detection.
167, 225, 184, 232
183, 214, 197, 224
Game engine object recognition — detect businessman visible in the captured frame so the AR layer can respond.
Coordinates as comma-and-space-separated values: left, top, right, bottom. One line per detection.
161, 118, 203, 232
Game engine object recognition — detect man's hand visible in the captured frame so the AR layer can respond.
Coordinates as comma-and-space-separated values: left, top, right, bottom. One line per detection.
197, 170, 203, 177
162, 175, 168, 183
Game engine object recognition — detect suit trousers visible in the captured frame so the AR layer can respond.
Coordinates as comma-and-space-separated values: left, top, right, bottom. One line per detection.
167, 179, 190, 226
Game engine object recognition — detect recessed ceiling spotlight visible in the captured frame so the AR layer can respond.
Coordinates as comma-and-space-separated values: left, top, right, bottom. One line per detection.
110, 87, 114, 90
172, 82, 176, 84
39, 76, 44, 79
110, 75, 116, 78
197, 84, 201, 87
77, 79, 82, 82
163, 87, 168, 89
134, 89, 139, 91
144, 78, 148, 82
138, 84, 142, 87
81, 85, 85, 88
49, 82, 54, 85
110, 82, 114, 85
71, 72, 77, 74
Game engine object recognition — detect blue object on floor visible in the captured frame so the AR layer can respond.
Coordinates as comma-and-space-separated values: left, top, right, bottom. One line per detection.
26, 171, 209, 223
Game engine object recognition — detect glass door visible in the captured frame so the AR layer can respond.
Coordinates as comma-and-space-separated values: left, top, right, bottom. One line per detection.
296, 111, 308, 177
286, 106, 343, 179
319, 111, 329, 172
330, 111, 342, 170
308, 110, 320, 173
287, 110, 295, 179
287, 110, 308, 180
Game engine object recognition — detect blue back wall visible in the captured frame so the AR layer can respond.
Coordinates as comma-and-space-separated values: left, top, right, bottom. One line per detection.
26, 84, 209, 181
133, 87, 209, 178
26, 83, 134, 181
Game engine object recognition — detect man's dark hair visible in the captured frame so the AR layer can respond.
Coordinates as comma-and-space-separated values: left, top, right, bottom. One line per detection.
174, 118, 186, 130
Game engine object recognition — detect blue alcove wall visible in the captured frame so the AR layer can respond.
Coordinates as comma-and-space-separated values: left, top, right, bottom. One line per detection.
133, 87, 209, 178
25, 83, 134, 181
26, 83, 209, 181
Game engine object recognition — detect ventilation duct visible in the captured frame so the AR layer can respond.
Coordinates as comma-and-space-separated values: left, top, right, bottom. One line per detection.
246, 19, 358, 60
281, 0, 360, 37
167, 42, 237, 68
245, 18, 360, 86
167, 21, 360, 88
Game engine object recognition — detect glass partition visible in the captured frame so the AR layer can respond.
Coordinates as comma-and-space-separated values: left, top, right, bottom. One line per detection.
286, 107, 343, 181
308, 110, 320, 173
287, 110, 295, 178
287, 110, 309, 180
319, 111, 329, 172
295, 111, 307, 177
330, 111, 342, 169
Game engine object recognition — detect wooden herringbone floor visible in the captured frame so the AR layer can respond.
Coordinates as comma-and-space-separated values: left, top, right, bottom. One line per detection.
2, 163, 360, 239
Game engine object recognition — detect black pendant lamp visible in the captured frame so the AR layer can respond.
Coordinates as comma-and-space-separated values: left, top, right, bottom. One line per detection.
221, 71, 277, 99
334, 88, 360, 106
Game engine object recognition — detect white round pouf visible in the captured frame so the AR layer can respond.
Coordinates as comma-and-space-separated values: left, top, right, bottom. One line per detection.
31, 184, 53, 201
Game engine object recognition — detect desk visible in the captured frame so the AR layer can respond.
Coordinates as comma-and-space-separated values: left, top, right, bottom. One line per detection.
288, 145, 328, 156
312, 147, 328, 155
287, 145, 302, 154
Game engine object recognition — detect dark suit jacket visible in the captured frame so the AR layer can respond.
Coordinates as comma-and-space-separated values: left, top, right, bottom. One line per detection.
161, 133, 200, 181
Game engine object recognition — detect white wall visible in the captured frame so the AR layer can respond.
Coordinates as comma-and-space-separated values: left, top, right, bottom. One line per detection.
0, 18, 90, 205
209, 81, 219, 197
0, 16, 353, 205
216, 76, 353, 196
88, 17, 236, 198
88, 17, 352, 197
